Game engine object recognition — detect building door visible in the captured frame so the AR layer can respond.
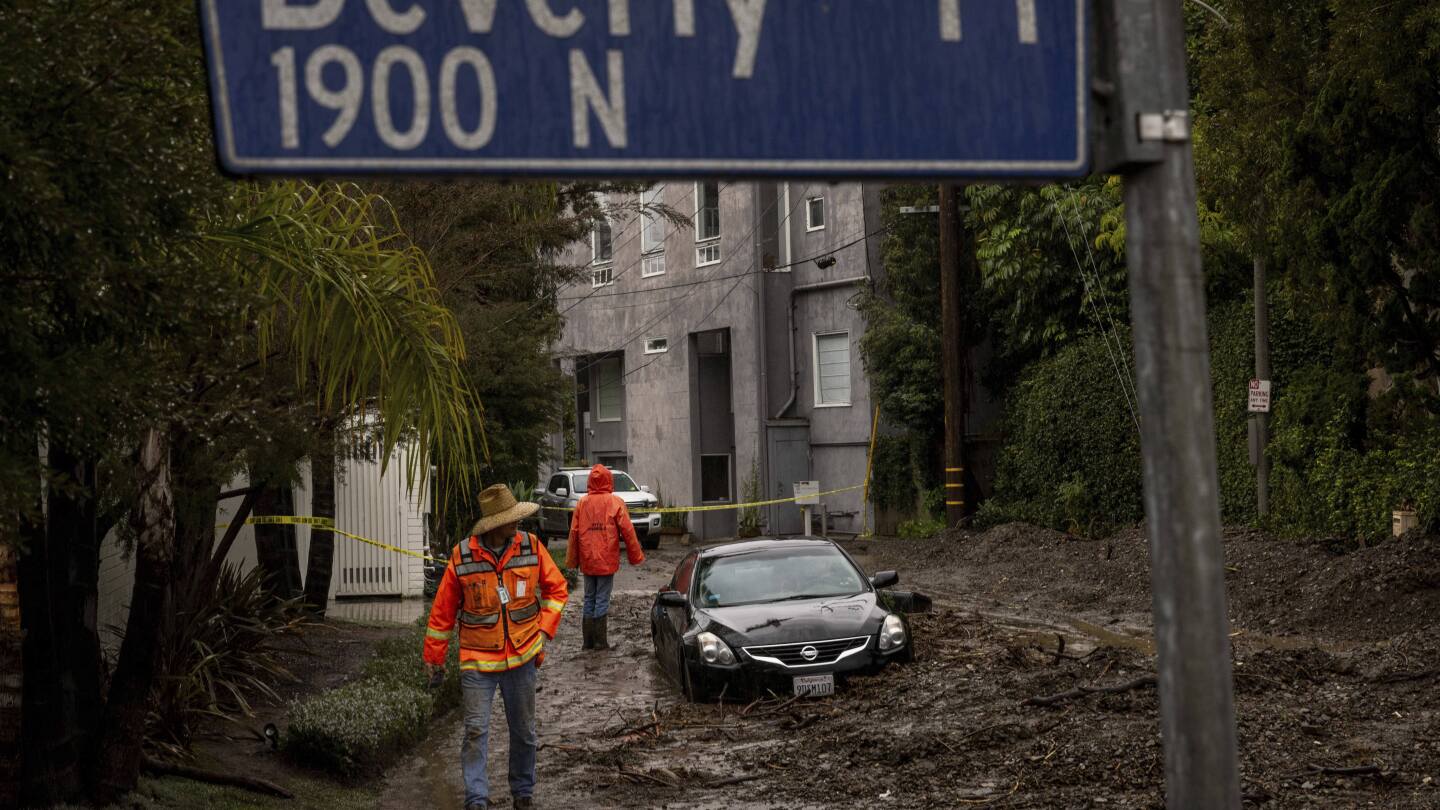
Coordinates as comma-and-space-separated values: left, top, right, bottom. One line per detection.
691, 329, 736, 538
766, 421, 812, 535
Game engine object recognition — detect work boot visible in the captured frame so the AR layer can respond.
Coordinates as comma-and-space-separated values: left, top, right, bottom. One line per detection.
594, 614, 610, 650
581, 617, 594, 650
513, 797, 534, 809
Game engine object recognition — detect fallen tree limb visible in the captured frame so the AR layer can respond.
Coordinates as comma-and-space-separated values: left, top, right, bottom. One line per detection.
142, 757, 294, 799
619, 767, 676, 787
1305, 764, 1385, 778
1022, 674, 1157, 708
1375, 669, 1439, 684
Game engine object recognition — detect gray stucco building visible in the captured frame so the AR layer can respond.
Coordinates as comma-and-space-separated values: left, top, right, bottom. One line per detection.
547, 182, 884, 540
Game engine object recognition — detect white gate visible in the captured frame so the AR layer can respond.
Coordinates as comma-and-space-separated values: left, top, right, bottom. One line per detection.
334, 454, 409, 597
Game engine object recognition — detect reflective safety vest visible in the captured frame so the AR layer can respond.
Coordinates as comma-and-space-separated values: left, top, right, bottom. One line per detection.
424, 532, 569, 673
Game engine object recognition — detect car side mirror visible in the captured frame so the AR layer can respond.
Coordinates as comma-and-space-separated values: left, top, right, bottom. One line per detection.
870, 570, 899, 589
555, 488, 568, 498
658, 590, 687, 608
641, 485, 651, 493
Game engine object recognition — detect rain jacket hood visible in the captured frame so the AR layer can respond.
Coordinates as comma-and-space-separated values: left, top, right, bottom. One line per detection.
565, 465, 644, 576
587, 464, 614, 495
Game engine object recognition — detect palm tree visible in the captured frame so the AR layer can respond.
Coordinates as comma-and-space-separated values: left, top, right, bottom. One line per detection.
92, 181, 487, 800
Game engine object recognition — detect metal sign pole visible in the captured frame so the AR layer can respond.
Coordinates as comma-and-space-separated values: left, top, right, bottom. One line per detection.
1119, 1, 1242, 807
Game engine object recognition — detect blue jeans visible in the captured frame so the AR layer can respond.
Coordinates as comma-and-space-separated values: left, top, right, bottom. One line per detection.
461, 663, 537, 806
582, 574, 614, 618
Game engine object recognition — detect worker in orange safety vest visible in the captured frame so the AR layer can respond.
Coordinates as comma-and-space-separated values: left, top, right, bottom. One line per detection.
424, 484, 569, 810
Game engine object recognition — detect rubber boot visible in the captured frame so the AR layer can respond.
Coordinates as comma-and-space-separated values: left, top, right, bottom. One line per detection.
594, 614, 610, 650
581, 616, 594, 650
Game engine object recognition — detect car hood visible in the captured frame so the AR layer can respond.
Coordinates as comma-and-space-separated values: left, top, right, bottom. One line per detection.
614, 491, 657, 507
696, 592, 884, 647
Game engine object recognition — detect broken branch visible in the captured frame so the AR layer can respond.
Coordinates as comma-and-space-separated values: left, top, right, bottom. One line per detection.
1022, 674, 1157, 708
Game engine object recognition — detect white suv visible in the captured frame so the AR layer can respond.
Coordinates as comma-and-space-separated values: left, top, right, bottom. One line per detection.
536, 467, 663, 550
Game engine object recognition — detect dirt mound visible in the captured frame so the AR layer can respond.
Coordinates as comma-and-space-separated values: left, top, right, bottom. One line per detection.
851, 525, 1440, 643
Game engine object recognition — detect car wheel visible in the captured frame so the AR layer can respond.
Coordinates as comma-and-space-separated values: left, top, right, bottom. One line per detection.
640, 533, 660, 551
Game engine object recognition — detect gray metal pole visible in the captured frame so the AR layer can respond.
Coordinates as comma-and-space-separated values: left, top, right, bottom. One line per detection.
1253, 256, 1271, 517
1121, 1, 1242, 807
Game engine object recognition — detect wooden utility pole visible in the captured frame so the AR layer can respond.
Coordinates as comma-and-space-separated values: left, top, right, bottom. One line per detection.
1120, 0, 1242, 806
939, 185, 968, 528
1252, 256, 1271, 516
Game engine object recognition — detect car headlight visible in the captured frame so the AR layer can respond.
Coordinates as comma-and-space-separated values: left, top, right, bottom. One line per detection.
878, 614, 907, 651
697, 631, 736, 665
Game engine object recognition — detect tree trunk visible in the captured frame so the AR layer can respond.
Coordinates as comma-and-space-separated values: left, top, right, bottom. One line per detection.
304, 429, 338, 617
252, 481, 302, 600
17, 444, 103, 805
92, 428, 175, 805
0, 542, 22, 810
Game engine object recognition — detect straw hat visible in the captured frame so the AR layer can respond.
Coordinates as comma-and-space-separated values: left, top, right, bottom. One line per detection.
470, 484, 540, 537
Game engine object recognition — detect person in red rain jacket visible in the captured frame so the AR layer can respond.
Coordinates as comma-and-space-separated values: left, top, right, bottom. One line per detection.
564, 464, 644, 650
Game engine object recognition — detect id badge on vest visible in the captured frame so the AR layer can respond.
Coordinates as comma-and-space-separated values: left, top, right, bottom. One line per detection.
496, 585, 511, 605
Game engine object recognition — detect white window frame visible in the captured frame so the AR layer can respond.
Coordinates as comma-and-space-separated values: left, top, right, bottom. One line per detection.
806, 195, 826, 232
812, 331, 852, 408
643, 337, 669, 355
699, 453, 733, 503
594, 356, 623, 422
591, 265, 613, 288
694, 182, 721, 267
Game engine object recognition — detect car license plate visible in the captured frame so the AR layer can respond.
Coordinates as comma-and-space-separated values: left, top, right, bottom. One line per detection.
793, 673, 834, 697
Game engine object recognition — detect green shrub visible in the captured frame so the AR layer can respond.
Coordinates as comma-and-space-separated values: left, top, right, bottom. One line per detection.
986, 330, 1144, 532
283, 679, 433, 776
147, 564, 308, 757
284, 621, 460, 777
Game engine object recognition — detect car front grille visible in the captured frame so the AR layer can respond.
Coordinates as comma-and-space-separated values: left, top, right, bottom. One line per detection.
742, 636, 871, 668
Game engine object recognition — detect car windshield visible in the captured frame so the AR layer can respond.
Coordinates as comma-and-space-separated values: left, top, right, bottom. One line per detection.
693, 547, 868, 608
568, 471, 640, 494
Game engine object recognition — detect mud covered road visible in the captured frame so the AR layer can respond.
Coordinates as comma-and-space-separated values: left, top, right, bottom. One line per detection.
380, 526, 1440, 808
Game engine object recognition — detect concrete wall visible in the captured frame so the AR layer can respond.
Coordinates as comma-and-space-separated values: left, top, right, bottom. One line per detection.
552, 182, 877, 539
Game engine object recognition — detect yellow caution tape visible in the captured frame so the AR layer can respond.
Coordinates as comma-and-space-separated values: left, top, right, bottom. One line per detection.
245, 515, 336, 527
538, 483, 865, 514
217, 515, 442, 562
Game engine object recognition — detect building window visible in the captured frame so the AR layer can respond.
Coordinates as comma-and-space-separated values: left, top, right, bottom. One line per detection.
700, 454, 732, 502
643, 337, 669, 355
813, 331, 851, 407
695, 181, 720, 266
642, 188, 666, 248
591, 266, 613, 287
806, 196, 826, 231
592, 193, 613, 268
640, 185, 667, 278
595, 356, 623, 422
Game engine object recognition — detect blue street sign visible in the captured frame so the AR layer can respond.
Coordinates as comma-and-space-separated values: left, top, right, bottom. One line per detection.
199, 1, 1088, 177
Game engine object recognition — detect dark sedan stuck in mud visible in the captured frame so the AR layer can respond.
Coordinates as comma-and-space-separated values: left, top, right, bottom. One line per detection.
650, 538, 917, 701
